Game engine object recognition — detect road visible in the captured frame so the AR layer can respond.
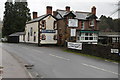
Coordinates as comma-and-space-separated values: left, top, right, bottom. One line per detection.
1, 43, 119, 78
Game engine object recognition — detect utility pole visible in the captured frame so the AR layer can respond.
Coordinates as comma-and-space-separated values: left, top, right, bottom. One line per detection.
118, 1, 120, 18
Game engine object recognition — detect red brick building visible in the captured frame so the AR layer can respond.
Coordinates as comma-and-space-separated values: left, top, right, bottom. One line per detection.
53, 6, 99, 46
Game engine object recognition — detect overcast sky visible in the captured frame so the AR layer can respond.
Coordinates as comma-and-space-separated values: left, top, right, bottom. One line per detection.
0, 0, 119, 21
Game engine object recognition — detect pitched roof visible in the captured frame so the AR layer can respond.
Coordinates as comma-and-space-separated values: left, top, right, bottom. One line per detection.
27, 14, 57, 24
9, 32, 25, 37
27, 14, 47, 24
99, 32, 120, 37
55, 9, 92, 20
75, 11, 91, 20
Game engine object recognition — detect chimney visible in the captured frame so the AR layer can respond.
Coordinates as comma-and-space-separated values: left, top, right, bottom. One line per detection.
46, 6, 52, 15
53, 11, 57, 16
66, 6, 70, 12
33, 12, 37, 19
91, 6, 96, 15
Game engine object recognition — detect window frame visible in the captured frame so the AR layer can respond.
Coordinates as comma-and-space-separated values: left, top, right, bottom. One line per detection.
30, 27, 33, 36
41, 20, 46, 30
54, 21, 57, 30
81, 21, 85, 30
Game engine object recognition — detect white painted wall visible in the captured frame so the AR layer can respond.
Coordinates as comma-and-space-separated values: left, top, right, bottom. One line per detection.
40, 33, 57, 44
24, 15, 57, 44
40, 15, 57, 44
19, 35, 24, 42
25, 22, 38, 43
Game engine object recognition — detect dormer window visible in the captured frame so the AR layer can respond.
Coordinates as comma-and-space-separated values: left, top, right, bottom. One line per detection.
41, 20, 46, 29
89, 19, 94, 27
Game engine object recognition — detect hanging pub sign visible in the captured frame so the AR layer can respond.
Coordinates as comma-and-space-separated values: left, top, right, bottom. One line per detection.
68, 19, 78, 27
68, 42, 82, 50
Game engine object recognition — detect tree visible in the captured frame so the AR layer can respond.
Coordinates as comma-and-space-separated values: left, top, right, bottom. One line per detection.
98, 15, 119, 32
13, 1, 31, 32
113, 19, 120, 32
2, 0, 31, 37
2, 1, 14, 37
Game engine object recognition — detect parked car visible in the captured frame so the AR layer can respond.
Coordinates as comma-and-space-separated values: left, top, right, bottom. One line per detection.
0, 38, 7, 42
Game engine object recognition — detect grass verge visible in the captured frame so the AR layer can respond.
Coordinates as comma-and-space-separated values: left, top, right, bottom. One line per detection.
64, 49, 119, 63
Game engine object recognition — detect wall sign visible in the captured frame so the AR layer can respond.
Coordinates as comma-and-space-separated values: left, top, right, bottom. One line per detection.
68, 19, 78, 27
42, 30, 56, 33
111, 49, 119, 54
71, 29, 76, 36
68, 42, 82, 50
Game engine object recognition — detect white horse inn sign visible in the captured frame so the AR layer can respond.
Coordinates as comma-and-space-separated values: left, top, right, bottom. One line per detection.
67, 42, 82, 50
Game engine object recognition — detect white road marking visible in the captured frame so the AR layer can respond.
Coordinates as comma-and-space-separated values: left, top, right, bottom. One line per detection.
82, 63, 120, 75
27, 70, 34, 78
49, 54, 70, 61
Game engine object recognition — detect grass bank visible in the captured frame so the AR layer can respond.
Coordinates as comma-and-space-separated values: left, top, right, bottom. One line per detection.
64, 49, 119, 63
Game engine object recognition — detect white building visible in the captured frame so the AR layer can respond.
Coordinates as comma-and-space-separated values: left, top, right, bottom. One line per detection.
24, 6, 57, 45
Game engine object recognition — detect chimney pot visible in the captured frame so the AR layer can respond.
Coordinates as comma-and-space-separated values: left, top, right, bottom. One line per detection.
53, 11, 57, 16
33, 12, 37, 19
66, 6, 70, 12
91, 6, 96, 15
46, 6, 52, 15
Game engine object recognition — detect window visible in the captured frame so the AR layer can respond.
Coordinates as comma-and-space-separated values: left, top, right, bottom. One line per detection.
94, 37, 97, 40
41, 34, 46, 40
30, 27, 33, 36
90, 20, 94, 27
23, 35, 25, 41
42, 20, 46, 29
85, 37, 89, 40
90, 37, 93, 40
90, 33, 93, 36
81, 37, 84, 40
81, 33, 85, 36
34, 32, 36, 42
85, 33, 88, 36
112, 38, 117, 43
28, 32, 30, 41
80, 32, 98, 41
118, 37, 120, 42
77, 37, 79, 40
54, 21, 57, 30
53, 35, 57, 40
70, 37, 75, 41
81, 21, 84, 30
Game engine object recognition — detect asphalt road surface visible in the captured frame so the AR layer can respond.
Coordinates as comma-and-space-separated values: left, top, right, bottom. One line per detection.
1, 43, 119, 78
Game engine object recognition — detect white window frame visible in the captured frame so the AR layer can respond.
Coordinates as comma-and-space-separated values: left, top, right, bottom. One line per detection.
90, 19, 94, 27
80, 33, 98, 41
81, 21, 85, 30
